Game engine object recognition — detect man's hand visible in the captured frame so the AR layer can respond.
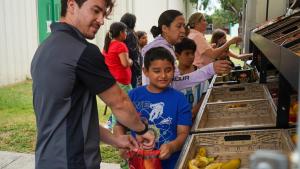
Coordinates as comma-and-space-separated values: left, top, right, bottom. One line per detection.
136, 130, 155, 150
159, 143, 173, 160
213, 60, 232, 75
114, 135, 139, 151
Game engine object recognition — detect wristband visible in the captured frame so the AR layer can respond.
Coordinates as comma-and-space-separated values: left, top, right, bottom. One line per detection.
135, 119, 148, 135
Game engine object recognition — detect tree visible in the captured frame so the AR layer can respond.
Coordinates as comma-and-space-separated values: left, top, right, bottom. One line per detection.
211, 9, 236, 29
200, 0, 243, 35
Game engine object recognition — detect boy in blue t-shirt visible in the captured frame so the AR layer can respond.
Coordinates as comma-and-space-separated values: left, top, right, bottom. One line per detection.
114, 47, 192, 169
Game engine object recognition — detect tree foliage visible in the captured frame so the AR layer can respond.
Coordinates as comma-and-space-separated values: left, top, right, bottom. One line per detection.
211, 9, 236, 28
199, 0, 243, 28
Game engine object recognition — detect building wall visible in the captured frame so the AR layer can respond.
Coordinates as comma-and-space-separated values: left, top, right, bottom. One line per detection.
0, 0, 188, 86
94, 0, 188, 49
243, 0, 288, 52
0, 0, 38, 86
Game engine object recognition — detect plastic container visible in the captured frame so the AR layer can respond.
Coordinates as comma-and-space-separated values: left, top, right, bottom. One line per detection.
206, 84, 271, 103
192, 99, 276, 132
176, 129, 294, 169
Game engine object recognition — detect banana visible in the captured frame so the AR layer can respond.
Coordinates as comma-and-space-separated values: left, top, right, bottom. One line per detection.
197, 147, 207, 157
221, 159, 241, 169
204, 163, 223, 169
195, 156, 210, 167
188, 159, 200, 169
207, 156, 219, 163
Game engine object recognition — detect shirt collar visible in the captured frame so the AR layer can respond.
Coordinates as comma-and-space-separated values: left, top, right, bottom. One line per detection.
50, 22, 87, 42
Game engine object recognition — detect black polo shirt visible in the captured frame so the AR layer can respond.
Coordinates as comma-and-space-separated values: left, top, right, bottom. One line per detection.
31, 22, 115, 169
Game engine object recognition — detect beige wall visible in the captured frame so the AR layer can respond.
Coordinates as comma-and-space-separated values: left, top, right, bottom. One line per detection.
94, 0, 188, 49
0, 0, 189, 86
0, 0, 38, 86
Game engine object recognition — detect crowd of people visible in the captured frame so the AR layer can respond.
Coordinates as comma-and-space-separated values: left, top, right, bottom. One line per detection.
31, 0, 250, 169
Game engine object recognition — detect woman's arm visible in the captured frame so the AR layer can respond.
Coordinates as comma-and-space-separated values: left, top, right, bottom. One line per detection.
119, 52, 133, 67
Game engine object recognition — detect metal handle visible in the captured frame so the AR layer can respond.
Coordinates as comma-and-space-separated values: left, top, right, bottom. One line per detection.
224, 134, 251, 141
229, 87, 246, 92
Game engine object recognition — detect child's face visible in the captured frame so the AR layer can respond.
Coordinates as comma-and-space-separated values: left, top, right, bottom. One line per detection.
120, 30, 127, 41
144, 59, 174, 92
217, 36, 227, 46
177, 49, 195, 67
138, 34, 148, 48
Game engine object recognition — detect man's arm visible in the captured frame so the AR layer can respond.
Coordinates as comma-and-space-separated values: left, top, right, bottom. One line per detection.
98, 83, 143, 132
98, 83, 155, 147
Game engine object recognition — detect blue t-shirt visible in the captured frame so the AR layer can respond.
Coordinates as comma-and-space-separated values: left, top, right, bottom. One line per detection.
128, 86, 192, 169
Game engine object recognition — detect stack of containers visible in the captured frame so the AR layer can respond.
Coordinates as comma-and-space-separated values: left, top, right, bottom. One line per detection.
176, 73, 295, 169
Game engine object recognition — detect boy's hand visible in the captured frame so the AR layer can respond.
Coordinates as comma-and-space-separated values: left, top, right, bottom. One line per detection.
136, 130, 155, 150
213, 60, 232, 75
159, 143, 174, 160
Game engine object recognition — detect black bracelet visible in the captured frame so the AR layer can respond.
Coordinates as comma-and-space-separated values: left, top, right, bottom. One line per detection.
135, 120, 148, 135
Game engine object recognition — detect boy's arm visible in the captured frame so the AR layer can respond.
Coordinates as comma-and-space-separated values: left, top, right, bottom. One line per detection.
159, 125, 190, 160
171, 60, 231, 90
171, 63, 215, 90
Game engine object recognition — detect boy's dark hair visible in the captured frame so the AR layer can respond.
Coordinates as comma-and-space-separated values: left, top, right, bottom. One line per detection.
61, 0, 114, 18
150, 10, 183, 38
174, 38, 196, 54
144, 47, 175, 70
120, 13, 136, 30
103, 22, 127, 52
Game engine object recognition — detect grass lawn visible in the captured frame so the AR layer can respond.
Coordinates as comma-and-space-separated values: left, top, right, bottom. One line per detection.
0, 80, 121, 163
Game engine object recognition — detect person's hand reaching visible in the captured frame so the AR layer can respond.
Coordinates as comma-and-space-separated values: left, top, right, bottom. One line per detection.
213, 60, 232, 75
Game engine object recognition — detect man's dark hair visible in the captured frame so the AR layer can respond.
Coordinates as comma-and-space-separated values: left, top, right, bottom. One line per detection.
120, 13, 136, 30
61, 0, 115, 18
174, 38, 196, 54
144, 47, 175, 70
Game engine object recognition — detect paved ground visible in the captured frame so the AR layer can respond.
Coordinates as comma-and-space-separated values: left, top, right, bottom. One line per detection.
0, 151, 120, 169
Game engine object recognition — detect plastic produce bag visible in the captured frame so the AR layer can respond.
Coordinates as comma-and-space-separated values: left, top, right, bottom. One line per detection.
127, 149, 162, 169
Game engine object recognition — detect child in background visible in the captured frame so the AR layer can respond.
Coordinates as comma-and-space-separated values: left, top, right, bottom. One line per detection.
174, 38, 203, 120
114, 47, 192, 169
103, 22, 133, 129
211, 29, 253, 66
136, 31, 148, 51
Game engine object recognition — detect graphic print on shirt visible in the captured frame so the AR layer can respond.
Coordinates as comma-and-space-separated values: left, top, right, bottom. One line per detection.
149, 102, 164, 122
136, 101, 173, 148
180, 83, 202, 107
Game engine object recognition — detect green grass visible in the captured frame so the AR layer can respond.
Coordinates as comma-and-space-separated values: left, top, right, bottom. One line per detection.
0, 80, 121, 163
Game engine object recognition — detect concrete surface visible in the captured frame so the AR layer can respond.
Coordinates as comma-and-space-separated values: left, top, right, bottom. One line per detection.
0, 151, 120, 169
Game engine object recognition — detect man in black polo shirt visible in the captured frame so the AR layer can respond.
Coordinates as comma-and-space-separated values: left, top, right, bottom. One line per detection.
31, 0, 154, 169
